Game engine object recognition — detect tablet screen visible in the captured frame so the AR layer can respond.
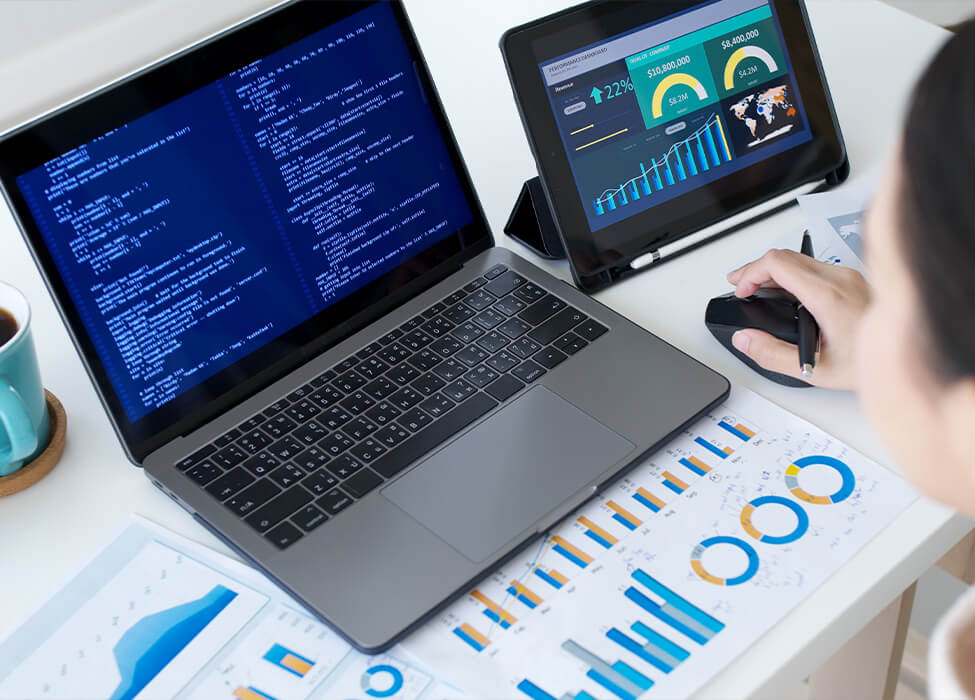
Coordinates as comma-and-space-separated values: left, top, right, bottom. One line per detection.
538, 0, 812, 233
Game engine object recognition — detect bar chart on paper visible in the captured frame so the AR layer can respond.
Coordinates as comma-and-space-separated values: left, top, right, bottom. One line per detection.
401, 388, 916, 699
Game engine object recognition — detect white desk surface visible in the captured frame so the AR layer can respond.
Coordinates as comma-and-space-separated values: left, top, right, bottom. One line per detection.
0, 1, 970, 697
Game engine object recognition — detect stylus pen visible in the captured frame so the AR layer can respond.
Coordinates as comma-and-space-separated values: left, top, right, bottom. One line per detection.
797, 231, 820, 378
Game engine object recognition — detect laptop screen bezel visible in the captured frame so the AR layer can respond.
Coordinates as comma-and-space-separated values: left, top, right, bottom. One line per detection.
0, 0, 493, 463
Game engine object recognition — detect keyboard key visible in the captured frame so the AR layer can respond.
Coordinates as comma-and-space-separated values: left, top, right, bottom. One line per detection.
421, 316, 454, 337
292, 420, 328, 446
310, 385, 343, 409
238, 415, 264, 432
509, 337, 542, 359
321, 431, 354, 456
498, 317, 531, 339
357, 341, 383, 359
486, 350, 520, 373
514, 283, 546, 303
563, 337, 588, 355
372, 392, 499, 479
303, 470, 340, 495
343, 468, 384, 498
495, 295, 527, 316
518, 295, 566, 325
309, 369, 336, 387
473, 308, 506, 330
400, 315, 425, 332
397, 407, 433, 432
463, 277, 488, 292
227, 479, 281, 517
432, 359, 465, 382
512, 360, 547, 383
266, 522, 304, 549
177, 444, 216, 470
333, 370, 367, 393
337, 357, 358, 373
423, 302, 447, 319
464, 290, 495, 311
485, 374, 525, 401
243, 451, 280, 476
365, 401, 401, 425
294, 446, 330, 471
553, 332, 582, 351
363, 376, 398, 400
529, 308, 586, 345
408, 349, 443, 372
419, 393, 456, 418
350, 438, 387, 462
246, 487, 313, 533
401, 330, 435, 352
186, 461, 222, 486
476, 331, 509, 353
451, 321, 484, 343
262, 414, 297, 439
483, 263, 508, 279
387, 362, 421, 385
262, 400, 289, 418
286, 384, 313, 402
377, 343, 411, 365
205, 466, 254, 501
429, 337, 464, 358
325, 454, 364, 480
317, 488, 355, 516
239, 430, 272, 454
340, 391, 376, 415
442, 380, 477, 403
213, 444, 248, 469
390, 386, 423, 411
444, 289, 467, 305
214, 429, 240, 449
322, 405, 353, 430
484, 270, 526, 297
268, 436, 304, 462
455, 346, 488, 368
292, 505, 328, 532
269, 463, 306, 489
465, 365, 500, 388
575, 319, 609, 341
356, 357, 389, 379
380, 328, 403, 345
534, 346, 568, 369
443, 303, 475, 324
375, 424, 410, 448
285, 399, 322, 423
345, 415, 379, 441
412, 371, 446, 395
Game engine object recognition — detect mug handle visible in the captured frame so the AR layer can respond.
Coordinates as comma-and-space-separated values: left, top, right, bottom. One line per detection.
0, 379, 38, 468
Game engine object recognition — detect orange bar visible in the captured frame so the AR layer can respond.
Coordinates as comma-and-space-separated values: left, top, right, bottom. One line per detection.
636, 487, 666, 510
549, 569, 570, 584
735, 423, 756, 438
578, 516, 619, 545
470, 590, 517, 625
551, 535, 595, 564
606, 500, 643, 527
459, 623, 491, 648
723, 446, 735, 455
281, 653, 313, 676
234, 688, 273, 700
509, 580, 544, 606
688, 456, 712, 474
662, 471, 689, 490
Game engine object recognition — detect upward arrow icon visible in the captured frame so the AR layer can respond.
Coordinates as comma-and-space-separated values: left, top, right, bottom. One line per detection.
590, 87, 604, 105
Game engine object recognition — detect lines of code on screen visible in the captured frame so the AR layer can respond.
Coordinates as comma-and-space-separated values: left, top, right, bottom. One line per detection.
16, 2, 472, 422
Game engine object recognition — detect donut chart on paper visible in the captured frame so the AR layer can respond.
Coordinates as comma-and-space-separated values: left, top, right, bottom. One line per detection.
785, 455, 856, 505
740, 495, 809, 545
690, 536, 760, 586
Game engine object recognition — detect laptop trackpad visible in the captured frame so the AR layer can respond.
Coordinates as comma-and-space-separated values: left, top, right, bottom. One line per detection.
382, 387, 635, 563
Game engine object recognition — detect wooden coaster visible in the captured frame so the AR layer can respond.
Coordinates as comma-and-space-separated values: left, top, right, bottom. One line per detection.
0, 390, 66, 498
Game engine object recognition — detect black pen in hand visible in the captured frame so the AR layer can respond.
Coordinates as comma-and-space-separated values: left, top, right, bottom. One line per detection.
797, 231, 820, 378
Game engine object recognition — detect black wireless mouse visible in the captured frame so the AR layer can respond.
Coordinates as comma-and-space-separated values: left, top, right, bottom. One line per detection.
705, 288, 812, 388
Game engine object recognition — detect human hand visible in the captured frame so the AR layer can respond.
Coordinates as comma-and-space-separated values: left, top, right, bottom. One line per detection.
726, 249, 871, 390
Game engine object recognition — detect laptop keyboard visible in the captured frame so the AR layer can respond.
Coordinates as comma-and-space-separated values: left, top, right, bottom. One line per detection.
173, 264, 609, 549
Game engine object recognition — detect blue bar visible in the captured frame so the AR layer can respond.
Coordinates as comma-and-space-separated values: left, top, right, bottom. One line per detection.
704, 128, 720, 167
612, 661, 654, 691
718, 421, 751, 441
619, 187, 628, 205
586, 669, 636, 700
517, 679, 557, 700
608, 196, 617, 211
715, 121, 732, 161
608, 627, 673, 674
629, 182, 640, 200
680, 457, 707, 476
612, 513, 637, 531
554, 544, 589, 568
674, 150, 687, 180
534, 568, 564, 589
507, 586, 538, 609
624, 587, 708, 645
631, 621, 690, 662
576, 693, 598, 700
484, 609, 511, 628
662, 479, 684, 495
697, 136, 710, 171
453, 627, 486, 651
685, 144, 698, 175
264, 644, 314, 677
641, 179, 651, 196
632, 491, 660, 512
694, 436, 729, 459
631, 570, 726, 634
594, 199, 604, 215
584, 529, 613, 549
664, 161, 675, 186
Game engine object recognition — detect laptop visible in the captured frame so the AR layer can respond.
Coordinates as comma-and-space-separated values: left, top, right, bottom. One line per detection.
0, 0, 728, 652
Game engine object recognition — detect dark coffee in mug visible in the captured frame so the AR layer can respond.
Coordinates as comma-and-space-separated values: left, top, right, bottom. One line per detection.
0, 307, 18, 346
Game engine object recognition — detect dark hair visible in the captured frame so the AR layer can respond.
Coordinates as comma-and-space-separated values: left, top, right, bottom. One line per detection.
900, 19, 975, 381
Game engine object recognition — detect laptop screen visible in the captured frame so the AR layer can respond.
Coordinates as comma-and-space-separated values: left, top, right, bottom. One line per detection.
5, 2, 483, 444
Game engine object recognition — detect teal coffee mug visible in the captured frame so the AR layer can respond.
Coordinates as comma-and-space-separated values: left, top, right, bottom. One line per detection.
0, 282, 50, 476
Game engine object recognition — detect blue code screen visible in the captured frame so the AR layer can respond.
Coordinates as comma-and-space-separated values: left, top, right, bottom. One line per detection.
16, 2, 473, 422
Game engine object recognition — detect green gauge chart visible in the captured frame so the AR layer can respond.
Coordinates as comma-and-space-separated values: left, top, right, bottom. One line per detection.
627, 44, 719, 130
704, 16, 787, 98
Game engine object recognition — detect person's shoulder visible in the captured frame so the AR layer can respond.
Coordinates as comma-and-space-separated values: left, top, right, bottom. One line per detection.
930, 585, 975, 699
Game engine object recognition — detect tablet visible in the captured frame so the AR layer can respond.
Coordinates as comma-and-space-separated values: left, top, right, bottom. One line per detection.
502, 0, 847, 292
